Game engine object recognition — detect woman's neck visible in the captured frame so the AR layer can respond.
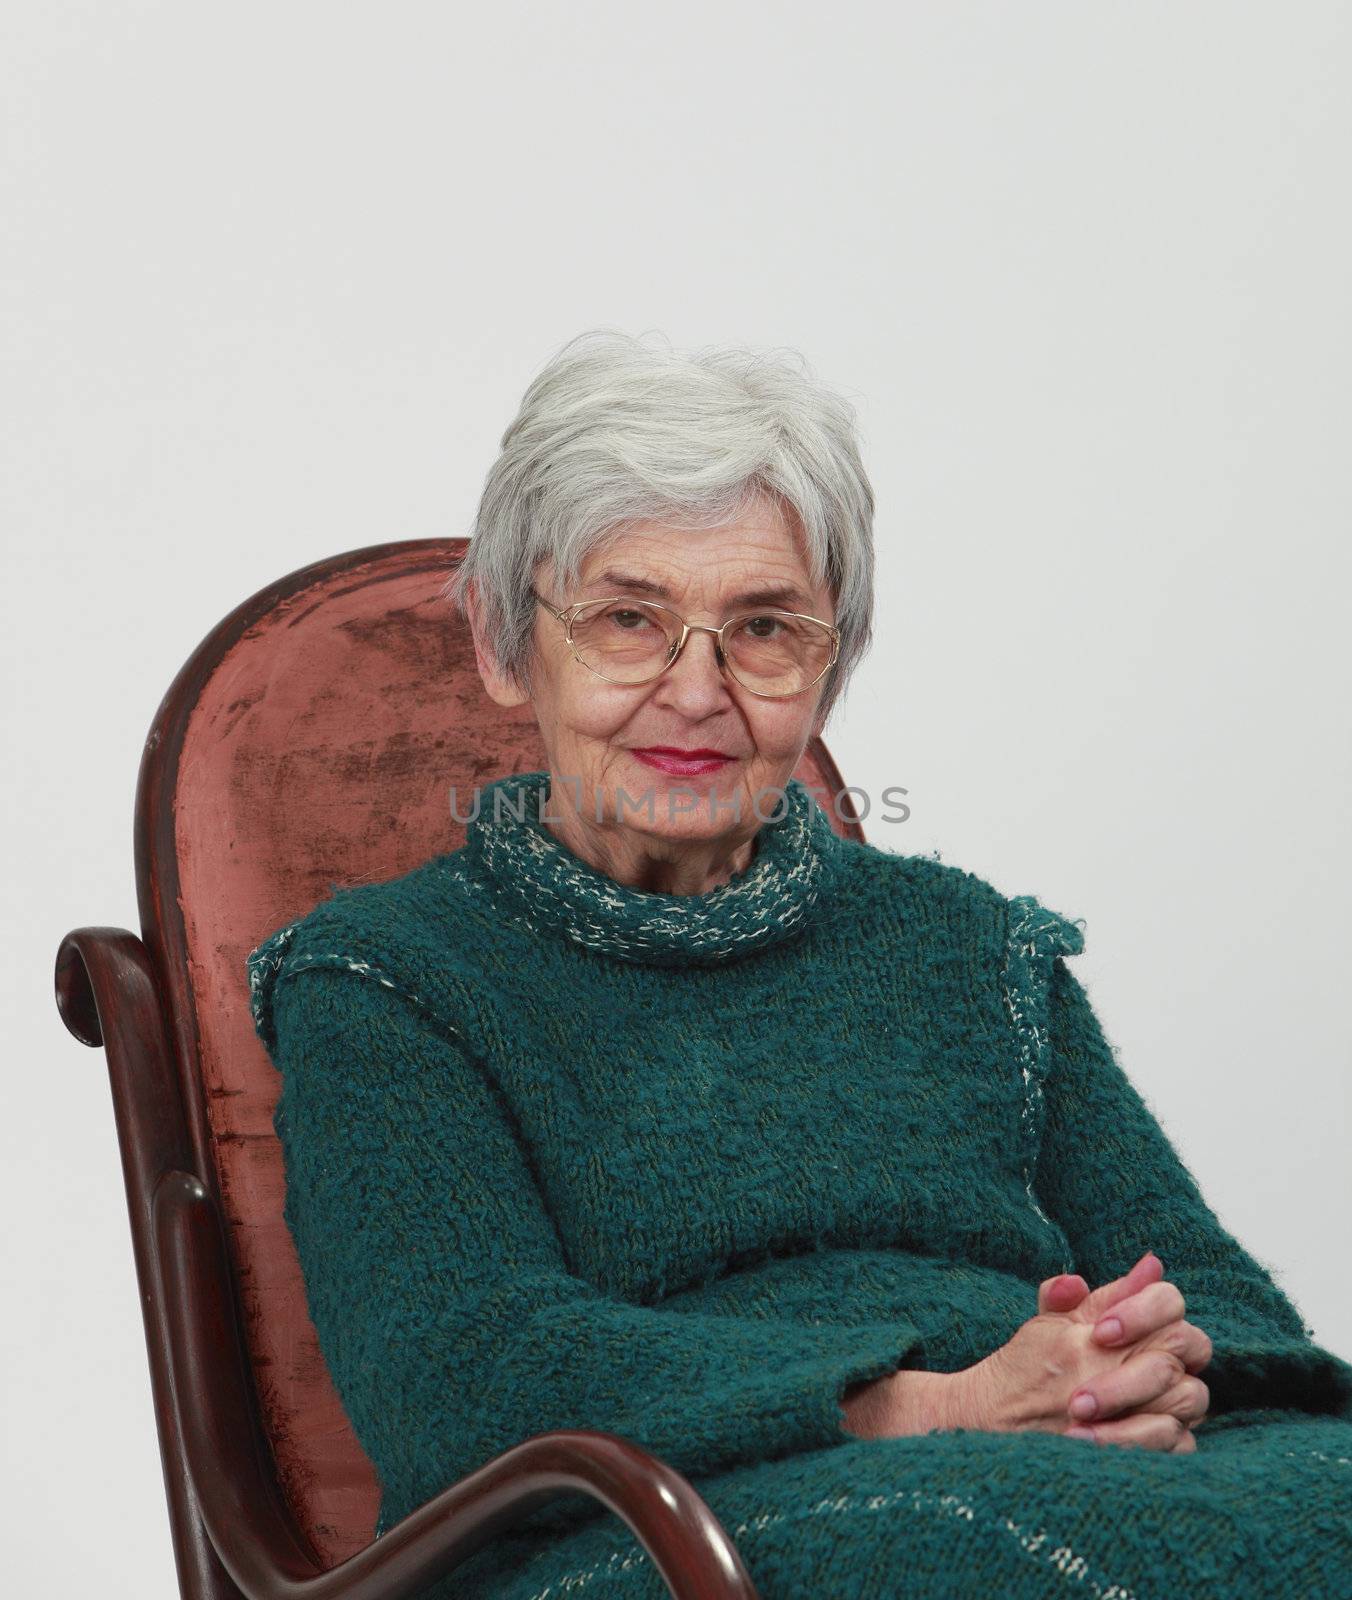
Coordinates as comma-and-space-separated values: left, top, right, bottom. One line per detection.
539, 783, 758, 897
458, 769, 846, 968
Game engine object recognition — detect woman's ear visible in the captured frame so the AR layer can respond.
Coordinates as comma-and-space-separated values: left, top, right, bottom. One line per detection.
464, 578, 532, 709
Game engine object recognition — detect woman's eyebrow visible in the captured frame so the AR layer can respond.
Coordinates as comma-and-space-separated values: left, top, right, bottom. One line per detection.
591, 568, 810, 610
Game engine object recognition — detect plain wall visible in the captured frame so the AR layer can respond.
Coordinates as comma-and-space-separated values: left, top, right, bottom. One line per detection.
5, 3, 1349, 1594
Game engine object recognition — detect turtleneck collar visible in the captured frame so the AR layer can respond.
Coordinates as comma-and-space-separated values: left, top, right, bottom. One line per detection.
457, 769, 847, 967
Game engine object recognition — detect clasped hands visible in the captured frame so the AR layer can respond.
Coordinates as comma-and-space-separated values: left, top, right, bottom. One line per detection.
841, 1251, 1213, 1454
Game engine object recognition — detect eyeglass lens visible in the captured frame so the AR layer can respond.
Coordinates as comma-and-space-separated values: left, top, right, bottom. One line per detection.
568, 599, 833, 694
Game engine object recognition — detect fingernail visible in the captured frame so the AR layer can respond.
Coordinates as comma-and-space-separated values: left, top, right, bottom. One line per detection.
1066, 1426, 1097, 1441
1095, 1317, 1123, 1344
1070, 1393, 1098, 1420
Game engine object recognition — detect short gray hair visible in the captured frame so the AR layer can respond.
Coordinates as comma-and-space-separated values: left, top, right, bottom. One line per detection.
443, 328, 876, 725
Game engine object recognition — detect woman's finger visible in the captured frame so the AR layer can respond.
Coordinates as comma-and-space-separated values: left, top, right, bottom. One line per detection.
1122, 1374, 1210, 1427
1089, 1277, 1186, 1347
1079, 1252, 1163, 1325
1067, 1346, 1187, 1424
1132, 1315, 1214, 1376
1038, 1272, 1091, 1314
1066, 1407, 1195, 1453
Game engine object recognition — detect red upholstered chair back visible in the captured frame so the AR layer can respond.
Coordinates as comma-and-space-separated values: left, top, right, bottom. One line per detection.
136, 539, 865, 1568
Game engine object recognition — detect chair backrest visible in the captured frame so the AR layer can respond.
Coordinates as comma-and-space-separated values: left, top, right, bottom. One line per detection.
135, 539, 866, 1568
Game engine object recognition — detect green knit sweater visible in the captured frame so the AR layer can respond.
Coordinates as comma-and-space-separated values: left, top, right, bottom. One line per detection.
248, 771, 1352, 1598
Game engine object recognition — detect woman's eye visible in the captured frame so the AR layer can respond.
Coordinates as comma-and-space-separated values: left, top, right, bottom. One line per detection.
611, 609, 648, 630
742, 615, 782, 639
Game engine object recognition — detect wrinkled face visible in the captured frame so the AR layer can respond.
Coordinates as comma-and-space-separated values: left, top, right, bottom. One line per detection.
512, 497, 835, 844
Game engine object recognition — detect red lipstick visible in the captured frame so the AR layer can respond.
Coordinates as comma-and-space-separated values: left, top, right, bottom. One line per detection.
630, 747, 734, 777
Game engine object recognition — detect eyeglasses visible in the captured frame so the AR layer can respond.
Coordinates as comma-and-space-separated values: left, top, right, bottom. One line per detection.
530, 588, 840, 698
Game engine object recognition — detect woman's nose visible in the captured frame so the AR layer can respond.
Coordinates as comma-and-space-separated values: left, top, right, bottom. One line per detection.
655, 628, 730, 709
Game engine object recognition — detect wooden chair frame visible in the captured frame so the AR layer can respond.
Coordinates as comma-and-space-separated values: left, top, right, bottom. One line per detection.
53, 539, 866, 1600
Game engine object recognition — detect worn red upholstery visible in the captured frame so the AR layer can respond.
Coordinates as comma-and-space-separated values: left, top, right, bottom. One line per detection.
162, 539, 864, 1565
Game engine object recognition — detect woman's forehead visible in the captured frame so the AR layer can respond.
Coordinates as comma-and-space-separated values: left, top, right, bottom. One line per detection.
559, 517, 824, 606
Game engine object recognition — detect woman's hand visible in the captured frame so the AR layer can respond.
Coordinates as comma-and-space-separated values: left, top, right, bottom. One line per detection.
839, 1251, 1213, 1449
949, 1251, 1212, 1452
1041, 1252, 1215, 1444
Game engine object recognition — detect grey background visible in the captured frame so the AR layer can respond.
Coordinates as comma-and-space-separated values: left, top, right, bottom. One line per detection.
5, 3, 1349, 1593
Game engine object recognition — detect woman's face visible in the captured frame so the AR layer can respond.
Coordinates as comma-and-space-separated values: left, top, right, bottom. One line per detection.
474, 496, 835, 847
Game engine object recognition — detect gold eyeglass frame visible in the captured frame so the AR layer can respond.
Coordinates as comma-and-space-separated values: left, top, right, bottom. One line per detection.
530, 588, 840, 699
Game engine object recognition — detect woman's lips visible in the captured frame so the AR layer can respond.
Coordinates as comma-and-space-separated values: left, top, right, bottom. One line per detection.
630, 748, 734, 776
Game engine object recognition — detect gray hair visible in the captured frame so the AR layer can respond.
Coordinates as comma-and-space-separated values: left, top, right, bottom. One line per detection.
442, 328, 876, 725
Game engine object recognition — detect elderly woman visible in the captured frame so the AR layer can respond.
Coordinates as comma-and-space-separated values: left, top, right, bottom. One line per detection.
248, 331, 1352, 1600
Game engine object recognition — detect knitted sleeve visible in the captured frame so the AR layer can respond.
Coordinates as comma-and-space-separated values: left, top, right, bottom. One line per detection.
1020, 925, 1352, 1421
265, 962, 926, 1537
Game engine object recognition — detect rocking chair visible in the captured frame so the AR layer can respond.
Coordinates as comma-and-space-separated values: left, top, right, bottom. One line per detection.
53, 539, 866, 1600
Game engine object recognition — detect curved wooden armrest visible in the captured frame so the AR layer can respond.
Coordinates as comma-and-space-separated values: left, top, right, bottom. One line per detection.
158, 1167, 760, 1599
56, 926, 761, 1600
